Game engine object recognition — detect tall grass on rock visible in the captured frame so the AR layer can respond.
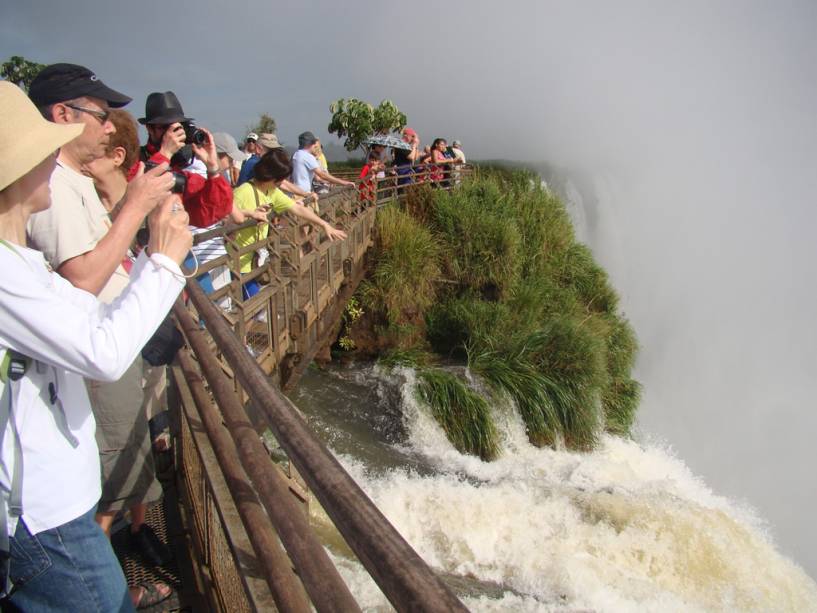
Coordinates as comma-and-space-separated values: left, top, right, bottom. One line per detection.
361, 206, 440, 345
469, 318, 605, 450
416, 369, 498, 461
349, 168, 641, 451
432, 183, 522, 299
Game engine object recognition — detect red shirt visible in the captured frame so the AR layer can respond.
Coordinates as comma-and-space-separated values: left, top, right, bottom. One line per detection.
359, 164, 377, 203
144, 142, 233, 228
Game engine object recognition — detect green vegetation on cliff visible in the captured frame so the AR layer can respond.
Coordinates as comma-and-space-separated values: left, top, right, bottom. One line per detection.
348, 167, 641, 457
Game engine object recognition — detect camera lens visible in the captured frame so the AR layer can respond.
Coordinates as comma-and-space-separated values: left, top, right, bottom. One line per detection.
191, 129, 207, 146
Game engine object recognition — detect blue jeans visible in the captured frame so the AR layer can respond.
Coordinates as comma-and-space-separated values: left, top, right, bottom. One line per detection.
4, 506, 133, 612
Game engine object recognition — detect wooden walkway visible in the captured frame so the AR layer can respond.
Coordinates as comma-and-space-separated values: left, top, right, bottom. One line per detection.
156, 165, 474, 612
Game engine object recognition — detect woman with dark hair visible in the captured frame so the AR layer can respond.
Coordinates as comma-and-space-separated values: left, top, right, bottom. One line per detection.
233, 148, 347, 297
429, 138, 457, 184
359, 150, 385, 204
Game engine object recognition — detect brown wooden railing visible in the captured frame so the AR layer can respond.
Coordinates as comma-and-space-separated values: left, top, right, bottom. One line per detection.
169, 165, 473, 611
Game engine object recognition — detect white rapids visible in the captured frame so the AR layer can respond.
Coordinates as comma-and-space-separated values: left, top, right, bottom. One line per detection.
307, 367, 817, 612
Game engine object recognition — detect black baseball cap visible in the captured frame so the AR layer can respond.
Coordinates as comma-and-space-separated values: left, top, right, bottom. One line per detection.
28, 63, 131, 109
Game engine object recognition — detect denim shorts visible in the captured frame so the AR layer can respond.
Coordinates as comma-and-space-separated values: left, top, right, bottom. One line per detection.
3, 506, 134, 612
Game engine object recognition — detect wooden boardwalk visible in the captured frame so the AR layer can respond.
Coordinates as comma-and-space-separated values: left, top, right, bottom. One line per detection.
161, 166, 474, 612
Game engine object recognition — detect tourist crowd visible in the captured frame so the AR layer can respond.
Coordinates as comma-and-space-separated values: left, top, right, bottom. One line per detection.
0, 61, 466, 611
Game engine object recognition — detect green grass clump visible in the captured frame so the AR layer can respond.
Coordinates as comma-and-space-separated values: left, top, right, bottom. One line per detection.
602, 376, 641, 436
469, 319, 604, 450
548, 243, 619, 314
362, 206, 440, 330
416, 369, 498, 461
432, 184, 522, 299
354, 169, 641, 451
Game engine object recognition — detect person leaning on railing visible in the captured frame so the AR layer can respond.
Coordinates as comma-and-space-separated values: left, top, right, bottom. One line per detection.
0, 81, 191, 612
430, 138, 459, 187
233, 148, 348, 299
393, 127, 421, 188
359, 151, 385, 205
237, 132, 318, 205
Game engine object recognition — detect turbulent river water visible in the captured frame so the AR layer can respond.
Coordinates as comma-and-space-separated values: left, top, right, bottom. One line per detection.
287, 364, 817, 612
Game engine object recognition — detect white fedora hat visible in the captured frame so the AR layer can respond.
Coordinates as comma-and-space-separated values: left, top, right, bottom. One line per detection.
0, 82, 84, 192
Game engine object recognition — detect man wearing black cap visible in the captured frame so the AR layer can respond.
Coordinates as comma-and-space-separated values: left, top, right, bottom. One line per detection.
291, 130, 355, 193
27, 63, 174, 295
25, 64, 177, 611
139, 91, 232, 228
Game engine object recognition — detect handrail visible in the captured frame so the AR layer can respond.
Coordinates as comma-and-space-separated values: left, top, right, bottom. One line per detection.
174, 298, 361, 613
175, 347, 312, 612
184, 279, 468, 612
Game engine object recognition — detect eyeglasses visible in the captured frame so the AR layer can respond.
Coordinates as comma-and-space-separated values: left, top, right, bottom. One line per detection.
64, 104, 110, 124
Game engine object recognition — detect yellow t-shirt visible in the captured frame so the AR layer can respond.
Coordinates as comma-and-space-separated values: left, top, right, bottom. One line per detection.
232, 182, 295, 273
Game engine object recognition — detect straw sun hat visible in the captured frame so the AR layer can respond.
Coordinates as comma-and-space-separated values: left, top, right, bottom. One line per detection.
0, 81, 84, 192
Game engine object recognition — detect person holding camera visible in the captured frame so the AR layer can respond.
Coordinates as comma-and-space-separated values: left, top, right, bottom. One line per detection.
24, 66, 179, 609
26, 65, 176, 297
139, 91, 233, 228
0, 81, 191, 612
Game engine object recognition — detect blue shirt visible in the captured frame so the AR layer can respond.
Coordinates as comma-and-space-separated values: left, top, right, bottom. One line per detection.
237, 154, 260, 186
291, 149, 319, 193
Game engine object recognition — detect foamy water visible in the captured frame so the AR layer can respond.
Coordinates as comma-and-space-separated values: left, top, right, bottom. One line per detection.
310, 367, 817, 612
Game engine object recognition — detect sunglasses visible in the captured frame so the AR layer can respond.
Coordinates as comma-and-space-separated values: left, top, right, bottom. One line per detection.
64, 104, 110, 124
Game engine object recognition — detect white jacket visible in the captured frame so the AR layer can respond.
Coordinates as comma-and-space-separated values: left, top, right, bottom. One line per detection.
0, 244, 185, 536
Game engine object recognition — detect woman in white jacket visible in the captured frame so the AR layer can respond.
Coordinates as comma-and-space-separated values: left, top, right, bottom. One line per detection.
0, 81, 191, 611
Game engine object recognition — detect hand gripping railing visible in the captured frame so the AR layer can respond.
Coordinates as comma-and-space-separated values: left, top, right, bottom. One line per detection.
179, 281, 468, 612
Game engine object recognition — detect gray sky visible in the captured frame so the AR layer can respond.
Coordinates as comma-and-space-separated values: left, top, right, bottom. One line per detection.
4, 0, 816, 578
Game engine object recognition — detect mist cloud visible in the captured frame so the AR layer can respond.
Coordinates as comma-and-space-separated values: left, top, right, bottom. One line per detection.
3, 0, 815, 577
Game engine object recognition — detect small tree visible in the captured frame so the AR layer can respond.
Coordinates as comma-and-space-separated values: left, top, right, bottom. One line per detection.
1, 55, 46, 91
247, 112, 277, 136
328, 98, 407, 152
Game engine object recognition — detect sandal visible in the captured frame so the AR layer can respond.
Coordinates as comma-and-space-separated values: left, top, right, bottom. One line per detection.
131, 582, 173, 610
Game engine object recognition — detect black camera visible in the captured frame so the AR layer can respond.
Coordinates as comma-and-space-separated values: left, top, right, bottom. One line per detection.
143, 161, 187, 194
182, 121, 207, 146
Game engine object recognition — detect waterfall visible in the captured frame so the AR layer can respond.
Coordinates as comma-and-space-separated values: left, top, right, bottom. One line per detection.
293, 365, 817, 611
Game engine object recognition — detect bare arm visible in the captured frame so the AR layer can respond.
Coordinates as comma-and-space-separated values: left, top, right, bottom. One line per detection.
432, 151, 458, 164
281, 179, 317, 203
58, 165, 175, 294
314, 168, 355, 187
288, 202, 347, 241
